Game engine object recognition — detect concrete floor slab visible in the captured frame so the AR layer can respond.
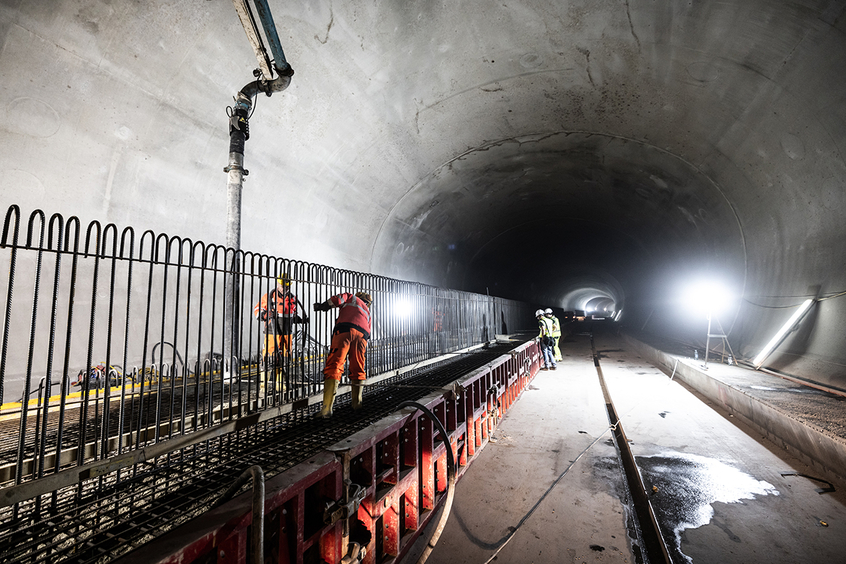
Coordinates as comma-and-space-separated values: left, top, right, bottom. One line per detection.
596, 331, 846, 564
406, 331, 846, 564
625, 332, 846, 489
406, 337, 637, 564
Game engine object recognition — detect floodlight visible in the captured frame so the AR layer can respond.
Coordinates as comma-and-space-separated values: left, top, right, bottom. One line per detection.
682, 280, 736, 369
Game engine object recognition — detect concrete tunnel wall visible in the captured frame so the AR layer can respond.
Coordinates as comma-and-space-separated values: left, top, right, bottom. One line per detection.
0, 1, 844, 389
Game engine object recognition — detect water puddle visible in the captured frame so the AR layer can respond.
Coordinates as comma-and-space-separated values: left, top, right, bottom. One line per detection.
637, 452, 779, 563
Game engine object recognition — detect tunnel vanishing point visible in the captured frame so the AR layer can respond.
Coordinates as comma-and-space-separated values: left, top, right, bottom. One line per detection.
1, 1, 845, 389
1, 1, 846, 564
3, 1, 845, 391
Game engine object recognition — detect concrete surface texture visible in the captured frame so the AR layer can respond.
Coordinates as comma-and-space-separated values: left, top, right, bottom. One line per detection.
405, 336, 638, 564
1, 1, 845, 388
625, 332, 846, 489
406, 333, 846, 564
593, 332, 846, 564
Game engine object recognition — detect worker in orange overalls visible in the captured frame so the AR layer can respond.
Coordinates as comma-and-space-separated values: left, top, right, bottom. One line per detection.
253, 274, 305, 388
433, 307, 446, 354
313, 291, 373, 418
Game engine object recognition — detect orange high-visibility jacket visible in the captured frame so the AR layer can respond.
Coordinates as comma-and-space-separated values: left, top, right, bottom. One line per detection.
254, 290, 298, 319
329, 293, 372, 339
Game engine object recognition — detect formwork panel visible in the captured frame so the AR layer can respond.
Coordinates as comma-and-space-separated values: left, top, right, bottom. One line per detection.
117, 451, 342, 564
116, 341, 541, 564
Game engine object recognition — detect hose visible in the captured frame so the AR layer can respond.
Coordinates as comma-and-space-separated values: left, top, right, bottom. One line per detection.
397, 400, 456, 564
212, 465, 265, 564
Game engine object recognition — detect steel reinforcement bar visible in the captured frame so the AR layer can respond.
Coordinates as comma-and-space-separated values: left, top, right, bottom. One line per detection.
0, 204, 535, 505
114, 339, 541, 564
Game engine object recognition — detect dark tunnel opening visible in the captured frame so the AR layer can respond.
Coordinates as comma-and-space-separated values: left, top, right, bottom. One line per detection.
371, 132, 749, 372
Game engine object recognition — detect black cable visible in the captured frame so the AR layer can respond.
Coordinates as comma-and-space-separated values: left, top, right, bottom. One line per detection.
248, 89, 258, 119
744, 287, 846, 309
742, 298, 808, 309
481, 430, 610, 564
397, 401, 456, 564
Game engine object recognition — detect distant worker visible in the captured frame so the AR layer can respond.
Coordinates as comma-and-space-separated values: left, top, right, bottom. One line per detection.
536, 309, 557, 370
545, 308, 563, 362
313, 291, 373, 418
433, 306, 446, 354
253, 274, 306, 386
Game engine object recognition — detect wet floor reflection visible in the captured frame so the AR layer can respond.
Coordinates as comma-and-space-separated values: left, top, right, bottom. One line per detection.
637, 452, 779, 564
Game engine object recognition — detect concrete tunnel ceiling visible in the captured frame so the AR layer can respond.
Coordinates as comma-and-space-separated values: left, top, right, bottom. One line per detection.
1, 1, 845, 388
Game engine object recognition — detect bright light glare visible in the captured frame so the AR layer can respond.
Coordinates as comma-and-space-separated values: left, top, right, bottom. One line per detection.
683, 280, 732, 319
395, 299, 413, 318
753, 299, 814, 368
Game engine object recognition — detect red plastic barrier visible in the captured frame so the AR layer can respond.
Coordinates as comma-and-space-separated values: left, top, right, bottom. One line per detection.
118, 341, 540, 564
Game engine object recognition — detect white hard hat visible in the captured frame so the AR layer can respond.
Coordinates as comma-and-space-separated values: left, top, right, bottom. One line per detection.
544, 308, 553, 314
535, 309, 545, 317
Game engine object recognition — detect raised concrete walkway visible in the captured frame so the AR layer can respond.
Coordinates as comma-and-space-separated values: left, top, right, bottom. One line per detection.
624, 333, 846, 490
404, 330, 846, 564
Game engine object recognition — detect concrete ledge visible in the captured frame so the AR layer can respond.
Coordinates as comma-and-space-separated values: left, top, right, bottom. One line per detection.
623, 334, 846, 490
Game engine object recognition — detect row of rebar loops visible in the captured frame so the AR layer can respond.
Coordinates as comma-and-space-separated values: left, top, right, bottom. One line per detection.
0, 204, 536, 533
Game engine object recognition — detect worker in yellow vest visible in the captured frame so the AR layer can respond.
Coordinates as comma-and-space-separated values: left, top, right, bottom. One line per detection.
545, 308, 563, 362
536, 309, 557, 370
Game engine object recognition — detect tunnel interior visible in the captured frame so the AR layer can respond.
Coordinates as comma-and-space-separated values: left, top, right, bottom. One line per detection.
1, 1, 845, 389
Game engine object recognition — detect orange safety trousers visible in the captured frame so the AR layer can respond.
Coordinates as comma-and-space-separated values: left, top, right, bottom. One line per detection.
264, 334, 291, 358
323, 328, 367, 382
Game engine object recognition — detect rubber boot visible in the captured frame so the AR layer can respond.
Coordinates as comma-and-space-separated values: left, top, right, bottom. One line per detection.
274, 366, 287, 395
351, 383, 364, 410
320, 378, 338, 418
259, 369, 267, 397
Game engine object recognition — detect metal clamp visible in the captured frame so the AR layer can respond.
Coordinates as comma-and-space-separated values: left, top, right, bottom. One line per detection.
323, 480, 366, 525
340, 542, 367, 564
223, 165, 249, 175
446, 381, 462, 401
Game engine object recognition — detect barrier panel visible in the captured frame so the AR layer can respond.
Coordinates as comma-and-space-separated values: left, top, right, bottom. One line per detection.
118, 340, 541, 564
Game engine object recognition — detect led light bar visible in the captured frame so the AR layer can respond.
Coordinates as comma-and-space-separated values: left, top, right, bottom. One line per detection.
753, 298, 815, 369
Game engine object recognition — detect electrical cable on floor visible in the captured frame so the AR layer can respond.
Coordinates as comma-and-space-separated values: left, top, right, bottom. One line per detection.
481, 428, 612, 564
397, 400, 456, 564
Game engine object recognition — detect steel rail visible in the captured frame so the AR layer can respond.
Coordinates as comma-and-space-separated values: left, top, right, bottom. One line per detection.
590, 333, 671, 564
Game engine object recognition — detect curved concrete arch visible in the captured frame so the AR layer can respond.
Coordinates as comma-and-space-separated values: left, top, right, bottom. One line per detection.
0, 0, 844, 389
371, 130, 747, 310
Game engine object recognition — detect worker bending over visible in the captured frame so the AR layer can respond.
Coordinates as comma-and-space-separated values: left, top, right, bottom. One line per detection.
536, 309, 557, 370
313, 291, 373, 418
545, 308, 563, 362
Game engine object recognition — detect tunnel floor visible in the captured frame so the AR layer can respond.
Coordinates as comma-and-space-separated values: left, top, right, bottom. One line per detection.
404, 330, 846, 564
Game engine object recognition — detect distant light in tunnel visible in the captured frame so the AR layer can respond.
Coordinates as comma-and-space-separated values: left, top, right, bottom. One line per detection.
753, 299, 815, 369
